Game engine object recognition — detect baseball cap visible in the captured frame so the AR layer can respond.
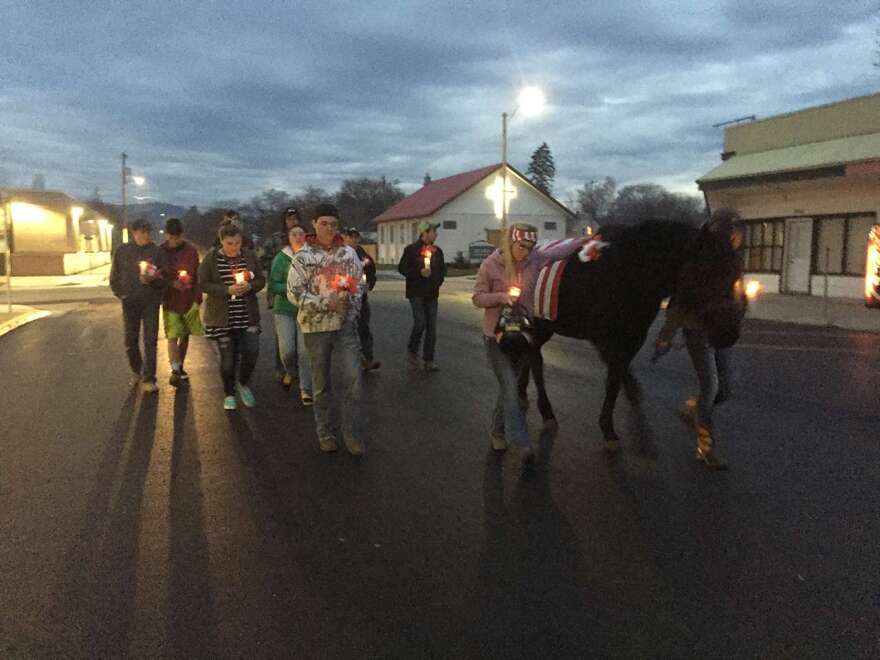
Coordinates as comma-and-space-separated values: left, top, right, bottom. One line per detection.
344, 226, 361, 237
416, 220, 439, 235
285, 207, 300, 217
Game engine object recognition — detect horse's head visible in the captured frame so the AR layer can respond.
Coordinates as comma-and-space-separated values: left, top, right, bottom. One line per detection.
677, 224, 747, 349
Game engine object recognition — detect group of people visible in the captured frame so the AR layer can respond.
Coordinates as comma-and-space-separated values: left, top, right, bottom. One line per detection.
109, 204, 447, 456
111, 202, 739, 467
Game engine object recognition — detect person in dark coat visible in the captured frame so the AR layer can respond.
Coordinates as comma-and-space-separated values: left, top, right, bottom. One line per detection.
343, 227, 379, 371
397, 220, 446, 371
109, 218, 167, 392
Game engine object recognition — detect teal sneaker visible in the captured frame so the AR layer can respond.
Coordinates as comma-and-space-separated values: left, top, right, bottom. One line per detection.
223, 396, 237, 411
236, 383, 256, 408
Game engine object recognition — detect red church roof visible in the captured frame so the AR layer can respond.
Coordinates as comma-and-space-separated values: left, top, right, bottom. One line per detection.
375, 164, 501, 223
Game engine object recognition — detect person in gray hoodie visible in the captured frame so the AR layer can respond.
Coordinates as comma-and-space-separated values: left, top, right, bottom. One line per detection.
109, 218, 167, 392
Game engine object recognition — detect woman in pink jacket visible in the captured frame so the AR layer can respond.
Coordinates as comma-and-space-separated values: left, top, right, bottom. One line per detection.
472, 223, 584, 463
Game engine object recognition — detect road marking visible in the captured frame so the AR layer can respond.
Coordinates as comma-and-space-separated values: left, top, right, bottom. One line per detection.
0, 309, 52, 338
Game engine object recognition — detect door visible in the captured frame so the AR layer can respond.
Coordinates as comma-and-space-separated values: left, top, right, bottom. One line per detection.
783, 218, 812, 293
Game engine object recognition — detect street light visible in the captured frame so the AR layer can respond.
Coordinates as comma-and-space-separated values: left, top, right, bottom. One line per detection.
501, 85, 546, 278
121, 153, 146, 243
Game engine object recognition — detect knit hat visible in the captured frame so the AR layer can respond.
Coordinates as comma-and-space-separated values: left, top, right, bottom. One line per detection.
510, 223, 538, 245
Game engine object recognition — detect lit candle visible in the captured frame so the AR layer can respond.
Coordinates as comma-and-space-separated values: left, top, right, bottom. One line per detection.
421, 247, 432, 270
138, 260, 149, 275
745, 280, 763, 301
234, 271, 246, 285
509, 286, 521, 300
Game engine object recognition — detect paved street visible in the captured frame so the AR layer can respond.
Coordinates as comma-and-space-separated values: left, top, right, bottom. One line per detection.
1, 283, 879, 658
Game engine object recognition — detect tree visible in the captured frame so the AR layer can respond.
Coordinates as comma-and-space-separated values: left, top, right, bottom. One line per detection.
334, 176, 405, 231
289, 185, 335, 228
423, 172, 432, 186
244, 188, 293, 237
606, 183, 705, 226
574, 177, 617, 227
526, 142, 556, 196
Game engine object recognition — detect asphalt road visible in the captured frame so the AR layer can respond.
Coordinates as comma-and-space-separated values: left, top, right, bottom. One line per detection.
1, 282, 879, 659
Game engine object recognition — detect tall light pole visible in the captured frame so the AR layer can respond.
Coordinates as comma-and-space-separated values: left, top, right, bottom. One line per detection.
121, 152, 128, 239
500, 86, 546, 279
120, 153, 145, 244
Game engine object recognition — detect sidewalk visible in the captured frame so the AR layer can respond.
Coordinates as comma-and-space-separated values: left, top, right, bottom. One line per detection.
747, 293, 879, 332
0, 304, 52, 338
8, 263, 110, 289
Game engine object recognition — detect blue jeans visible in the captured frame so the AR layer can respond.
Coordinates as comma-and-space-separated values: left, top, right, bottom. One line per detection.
215, 328, 261, 396
122, 297, 160, 383
683, 329, 732, 433
303, 321, 363, 443
484, 336, 529, 448
407, 297, 438, 361
273, 312, 312, 394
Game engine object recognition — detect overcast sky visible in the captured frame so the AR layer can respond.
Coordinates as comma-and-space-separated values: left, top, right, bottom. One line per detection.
1, 1, 878, 209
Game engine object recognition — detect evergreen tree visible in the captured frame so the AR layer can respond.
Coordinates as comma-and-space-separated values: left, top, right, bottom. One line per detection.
423, 172, 432, 186
526, 142, 555, 196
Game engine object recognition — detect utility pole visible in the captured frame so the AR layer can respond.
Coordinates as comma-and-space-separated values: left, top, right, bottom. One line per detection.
121, 152, 128, 243
1, 191, 11, 313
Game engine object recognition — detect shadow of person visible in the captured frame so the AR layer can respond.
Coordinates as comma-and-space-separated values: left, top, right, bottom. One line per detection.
67, 391, 160, 657
474, 447, 611, 659
167, 386, 216, 658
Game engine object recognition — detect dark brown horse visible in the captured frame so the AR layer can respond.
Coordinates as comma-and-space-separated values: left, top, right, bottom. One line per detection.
519, 219, 744, 450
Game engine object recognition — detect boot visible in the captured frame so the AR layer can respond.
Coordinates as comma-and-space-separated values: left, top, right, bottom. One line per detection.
696, 425, 728, 470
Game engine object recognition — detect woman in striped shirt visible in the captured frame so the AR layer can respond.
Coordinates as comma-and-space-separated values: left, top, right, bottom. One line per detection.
199, 222, 266, 410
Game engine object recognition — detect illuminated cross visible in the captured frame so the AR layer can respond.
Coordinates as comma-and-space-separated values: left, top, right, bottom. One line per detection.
485, 175, 517, 220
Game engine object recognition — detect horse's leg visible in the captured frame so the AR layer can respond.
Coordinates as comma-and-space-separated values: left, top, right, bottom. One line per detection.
599, 359, 624, 452
623, 364, 657, 457
516, 350, 530, 411
531, 346, 558, 429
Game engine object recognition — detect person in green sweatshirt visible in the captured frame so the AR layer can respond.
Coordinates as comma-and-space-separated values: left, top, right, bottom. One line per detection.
270, 225, 313, 404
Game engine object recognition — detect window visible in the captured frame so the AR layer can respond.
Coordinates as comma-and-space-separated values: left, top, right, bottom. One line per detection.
815, 218, 845, 274
742, 220, 784, 273
379, 225, 385, 243
845, 215, 875, 275
389, 225, 395, 243
544, 222, 557, 230
442, 221, 457, 230
410, 222, 418, 243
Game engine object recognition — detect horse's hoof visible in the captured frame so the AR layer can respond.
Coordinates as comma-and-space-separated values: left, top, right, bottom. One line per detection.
542, 417, 559, 432
604, 437, 620, 453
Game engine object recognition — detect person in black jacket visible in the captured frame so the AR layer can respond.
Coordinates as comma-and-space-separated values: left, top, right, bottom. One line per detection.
109, 218, 167, 392
343, 227, 380, 371
397, 220, 446, 371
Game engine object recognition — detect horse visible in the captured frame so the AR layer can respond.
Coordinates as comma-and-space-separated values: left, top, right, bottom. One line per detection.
519, 219, 745, 451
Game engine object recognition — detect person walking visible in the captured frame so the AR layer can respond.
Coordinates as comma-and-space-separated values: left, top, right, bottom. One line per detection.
159, 217, 203, 387
472, 223, 585, 463
398, 220, 445, 371
343, 227, 380, 371
261, 207, 303, 381
109, 218, 167, 393
652, 208, 746, 470
199, 222, 266, 411
287, 204, 366, 455
269, 225, 313, 403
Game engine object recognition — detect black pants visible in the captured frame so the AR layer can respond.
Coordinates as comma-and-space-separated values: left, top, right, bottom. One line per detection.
216, 328, 260, 396
357, 294, 374, 362
122, 297, 160, 382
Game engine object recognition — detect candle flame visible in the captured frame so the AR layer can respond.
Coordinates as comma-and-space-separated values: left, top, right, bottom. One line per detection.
745, 280, 763, 301
509, 286, 521, 299
234, 271, 245, 284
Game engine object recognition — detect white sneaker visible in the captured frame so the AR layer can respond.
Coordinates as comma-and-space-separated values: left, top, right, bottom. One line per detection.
236, 383, 256, 408
223, 396, 237, 411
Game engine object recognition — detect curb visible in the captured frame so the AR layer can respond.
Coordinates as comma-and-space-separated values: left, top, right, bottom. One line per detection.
0, 308, 52, 339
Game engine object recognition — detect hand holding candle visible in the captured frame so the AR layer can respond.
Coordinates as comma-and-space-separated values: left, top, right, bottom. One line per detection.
509, 286, 521, 300
745, 280, 763, 302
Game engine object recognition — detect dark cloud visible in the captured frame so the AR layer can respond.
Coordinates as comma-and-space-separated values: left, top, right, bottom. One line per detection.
0, 0, 877, 205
